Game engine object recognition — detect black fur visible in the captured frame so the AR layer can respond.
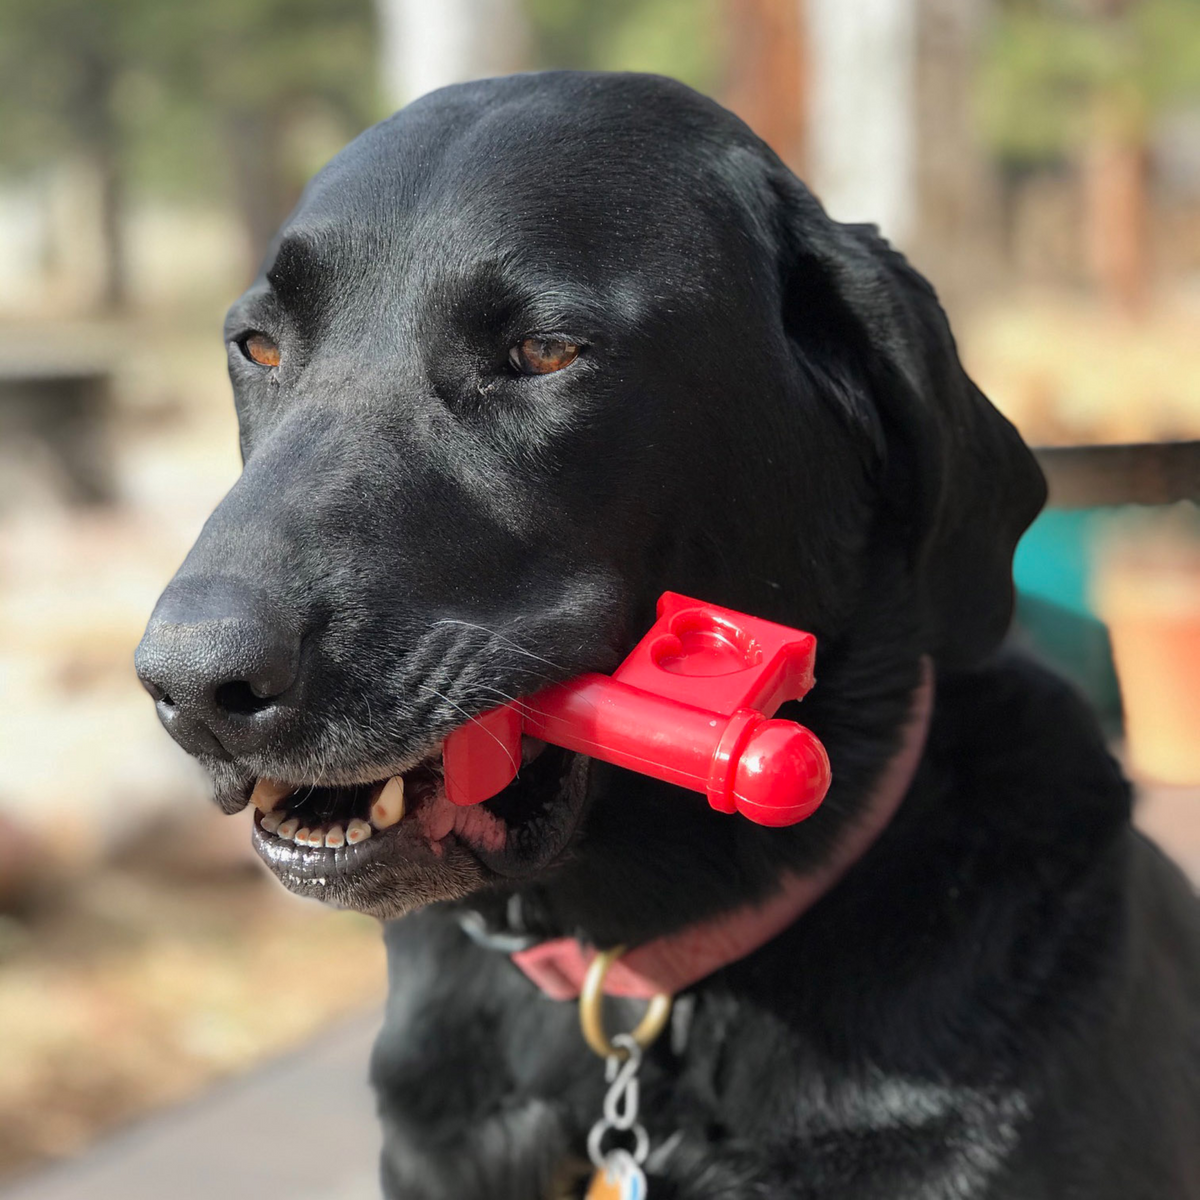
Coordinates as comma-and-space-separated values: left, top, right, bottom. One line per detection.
137, 73, 1199, 1197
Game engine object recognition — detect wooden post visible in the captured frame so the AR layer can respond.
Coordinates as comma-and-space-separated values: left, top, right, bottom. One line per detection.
1084, 120, 1150, 315
722, 0, 809, 174
1078, 0, 1151, 314
911, 0, 994, 311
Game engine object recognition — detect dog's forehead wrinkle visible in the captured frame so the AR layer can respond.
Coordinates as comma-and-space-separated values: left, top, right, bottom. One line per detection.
266, 231, 322, 294
224, 280, 277, 337
267, 184, 755, 377
420, 256, 608, 340
291, 109, 764, 305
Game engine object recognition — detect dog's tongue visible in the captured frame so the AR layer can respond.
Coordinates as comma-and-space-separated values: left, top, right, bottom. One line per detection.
422, 791, 456, 841
421, 789, 507, 852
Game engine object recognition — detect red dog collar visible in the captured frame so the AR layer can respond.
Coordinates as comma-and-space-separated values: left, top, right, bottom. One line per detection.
512, 661, 934, 1001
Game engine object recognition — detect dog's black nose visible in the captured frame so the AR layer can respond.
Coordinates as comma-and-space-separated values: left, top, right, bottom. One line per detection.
135, 576, 303, 758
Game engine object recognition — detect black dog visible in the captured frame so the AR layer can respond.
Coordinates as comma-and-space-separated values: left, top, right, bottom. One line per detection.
136, 73, 1200, 1198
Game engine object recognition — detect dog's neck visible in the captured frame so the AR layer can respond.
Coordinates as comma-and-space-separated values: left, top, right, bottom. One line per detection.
465, 548, 933, 951
465, 661, 934, 1000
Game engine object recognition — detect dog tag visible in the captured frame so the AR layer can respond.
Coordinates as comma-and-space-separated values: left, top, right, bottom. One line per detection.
585, 1149, 646, 1200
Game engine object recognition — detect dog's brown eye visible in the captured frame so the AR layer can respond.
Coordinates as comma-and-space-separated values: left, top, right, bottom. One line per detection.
241, 333, 281, 368
509, 336, 579, 376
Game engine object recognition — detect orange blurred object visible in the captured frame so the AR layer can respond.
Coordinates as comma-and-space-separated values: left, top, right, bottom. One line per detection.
1095, 514, 1200, 785
722, 0, 808, 171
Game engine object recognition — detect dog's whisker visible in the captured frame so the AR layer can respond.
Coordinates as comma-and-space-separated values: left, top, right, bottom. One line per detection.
430, 618, 570, 675
414, 684, 520, 773
470, 684, 539, 718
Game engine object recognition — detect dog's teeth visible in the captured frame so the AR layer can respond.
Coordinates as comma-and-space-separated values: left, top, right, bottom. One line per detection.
250, 778, 291, 813
310, 827, 329, 847
276, 818, 300, 841
325, 825, 345, 848
259, 811, 283, 834
294, 826, 313, 846
371, 777, 405, 829
346, 818, 373, 844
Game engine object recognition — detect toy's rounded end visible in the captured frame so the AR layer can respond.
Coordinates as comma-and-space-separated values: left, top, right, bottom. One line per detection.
730, 720, 830, 826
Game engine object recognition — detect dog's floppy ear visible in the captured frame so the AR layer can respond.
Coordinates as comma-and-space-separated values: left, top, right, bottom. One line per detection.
773, 176, 1046, 668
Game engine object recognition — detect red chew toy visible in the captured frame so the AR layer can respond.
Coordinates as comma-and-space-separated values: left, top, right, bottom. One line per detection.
441, 593, 832, 827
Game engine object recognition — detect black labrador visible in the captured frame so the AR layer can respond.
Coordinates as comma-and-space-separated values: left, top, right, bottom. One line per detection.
136, 73, 1200, 1198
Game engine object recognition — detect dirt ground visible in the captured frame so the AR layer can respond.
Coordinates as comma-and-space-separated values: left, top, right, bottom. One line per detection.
0, 835, 386, 1182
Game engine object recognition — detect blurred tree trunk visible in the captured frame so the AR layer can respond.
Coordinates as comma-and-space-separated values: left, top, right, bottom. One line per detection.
1083, 130, 1149, 315
94, 140, 127, 313
377, 0, 529, 108
805, 0, 918, 245
225, 108, 296, 274
910, 0, 995, 315
1079, 0, 1150, 314
722, 0, 808, 174
76, 49, 127, 312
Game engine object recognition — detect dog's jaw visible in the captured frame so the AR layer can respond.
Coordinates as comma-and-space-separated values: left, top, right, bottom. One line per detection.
251, 816, 489, 920
210, 739, 591, 917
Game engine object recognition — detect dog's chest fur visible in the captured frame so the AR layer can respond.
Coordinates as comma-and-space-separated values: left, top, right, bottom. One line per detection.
372, 915, 1028, 1200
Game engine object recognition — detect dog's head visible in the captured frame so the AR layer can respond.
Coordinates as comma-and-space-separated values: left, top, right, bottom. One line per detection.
135, 73, 1044, 932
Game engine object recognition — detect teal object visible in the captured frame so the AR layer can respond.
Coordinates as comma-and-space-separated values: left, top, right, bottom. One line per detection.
1012, 508, 1124, 728
1013, 508, 1113, 618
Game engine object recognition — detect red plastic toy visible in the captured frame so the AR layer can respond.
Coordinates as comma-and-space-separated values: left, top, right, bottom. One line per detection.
441, 593, 831, 827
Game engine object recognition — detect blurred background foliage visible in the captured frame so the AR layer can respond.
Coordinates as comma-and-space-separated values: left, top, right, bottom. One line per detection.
1, 0, 1198, 313
0, 0, 379, 304
980, 0, 1200, 165
525, 0, 722, 87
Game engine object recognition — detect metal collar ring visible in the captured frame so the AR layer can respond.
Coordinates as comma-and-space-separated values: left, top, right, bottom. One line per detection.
579, 945, 673, 1060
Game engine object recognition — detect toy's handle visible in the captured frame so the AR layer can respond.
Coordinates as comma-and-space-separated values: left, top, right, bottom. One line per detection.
442, 676, 831, 826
